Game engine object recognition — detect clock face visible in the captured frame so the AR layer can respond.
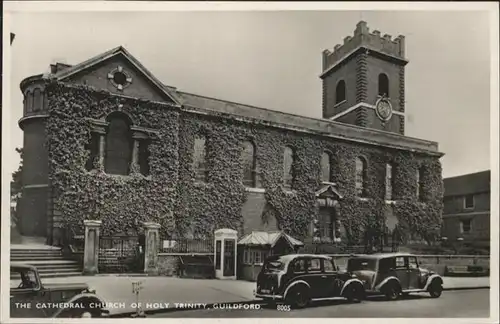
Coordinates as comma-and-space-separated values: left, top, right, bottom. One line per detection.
376, 99, 393, 121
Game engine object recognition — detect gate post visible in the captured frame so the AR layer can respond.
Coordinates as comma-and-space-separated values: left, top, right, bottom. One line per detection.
143, 222, 160, 275
83, 220, 102, 275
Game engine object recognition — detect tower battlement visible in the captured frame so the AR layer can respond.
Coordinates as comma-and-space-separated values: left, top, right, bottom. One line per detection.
322, 21, 406, 72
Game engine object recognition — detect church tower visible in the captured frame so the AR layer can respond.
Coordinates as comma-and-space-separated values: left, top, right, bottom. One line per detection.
321, 21, 408, 135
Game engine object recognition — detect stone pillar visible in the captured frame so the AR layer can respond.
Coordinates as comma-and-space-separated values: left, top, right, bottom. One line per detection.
93, 125, 107, 171
83, 220, 102, 275
143, 222, 160, 275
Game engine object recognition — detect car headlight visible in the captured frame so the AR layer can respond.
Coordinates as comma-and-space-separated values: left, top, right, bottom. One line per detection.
84, 286, 96, 294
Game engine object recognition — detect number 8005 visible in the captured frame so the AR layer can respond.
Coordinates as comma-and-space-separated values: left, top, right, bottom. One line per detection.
277, 304, 291, 311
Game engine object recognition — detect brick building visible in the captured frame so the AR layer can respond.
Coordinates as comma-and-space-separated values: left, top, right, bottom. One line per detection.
17, 22, 444, 250
441, 170, 491, 248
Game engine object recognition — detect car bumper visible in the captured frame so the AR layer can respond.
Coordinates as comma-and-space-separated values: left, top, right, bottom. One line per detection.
253, 289, 283, 301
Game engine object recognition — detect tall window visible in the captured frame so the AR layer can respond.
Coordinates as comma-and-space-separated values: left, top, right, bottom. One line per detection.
139, 140, 151, 176
33, 88, 42, 111
385, 163, 394, 200
416, 167, 424, 201
283, 146, 295, 190
23, 95, 27, 114
319, 208, 334, 240
85, 133, 100, 172
26, 91, 33, 113
105, 113, 133, 175
321, 151, 332, 183
335, 80, 346, 104
242, 141, 258, 188
378, 73, 389, 97
193, 135, 208, 182
355, 157, 367, 197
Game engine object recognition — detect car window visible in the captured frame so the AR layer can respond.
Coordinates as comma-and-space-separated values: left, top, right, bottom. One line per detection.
379, 258, 395, 272
348, 258, 377, 271
293, 259, 307, 273
263, 259, 286, 272
323, 259, 336, 272
11, 269, 38, 289
307, 258, 322, 272
408, 257, 419, 269
395, 257, 406, 269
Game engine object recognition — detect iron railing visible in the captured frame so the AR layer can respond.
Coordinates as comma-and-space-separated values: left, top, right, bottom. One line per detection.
160, 238, 214, 253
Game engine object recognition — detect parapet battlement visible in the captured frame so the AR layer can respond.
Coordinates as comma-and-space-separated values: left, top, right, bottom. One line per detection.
322, 21, 406, 72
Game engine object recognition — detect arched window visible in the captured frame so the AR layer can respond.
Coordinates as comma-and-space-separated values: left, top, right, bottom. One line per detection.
193, 135, 208, 182
104, 112, 133, 175
385, 163, 394, 200
416, 167, 424, 201
242, 141, 258, 188
378, 73, 389, 97
335, 80, 346, 104
33, 88, 42, 111
355, 157, 367, 197
321, 151, 332, 183
283, 146, 295, 190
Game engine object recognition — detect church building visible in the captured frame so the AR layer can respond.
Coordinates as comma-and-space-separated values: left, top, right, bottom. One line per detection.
17, 21, 444, 249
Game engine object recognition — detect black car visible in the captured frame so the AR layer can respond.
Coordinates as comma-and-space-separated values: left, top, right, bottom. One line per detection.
347, 253, 444, 300
254, 254, 365, 308
10, 263, 109, 318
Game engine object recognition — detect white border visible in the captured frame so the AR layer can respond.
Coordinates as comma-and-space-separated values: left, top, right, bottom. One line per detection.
2, 2, 499, 324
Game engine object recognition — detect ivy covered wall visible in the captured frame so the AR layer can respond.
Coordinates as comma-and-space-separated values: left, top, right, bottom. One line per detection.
46, 81, 443, 244
46, 82, 179, 237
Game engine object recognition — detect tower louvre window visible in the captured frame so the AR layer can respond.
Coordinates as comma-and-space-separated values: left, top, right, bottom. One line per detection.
378, 73, 389, 97
335, 80, 346, 104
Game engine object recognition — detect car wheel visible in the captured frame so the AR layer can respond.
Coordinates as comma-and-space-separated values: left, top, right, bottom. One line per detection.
383, 283, 400, 301
345, 284, 364, 303
286, 286, 310, 309
428, 282, 443, 298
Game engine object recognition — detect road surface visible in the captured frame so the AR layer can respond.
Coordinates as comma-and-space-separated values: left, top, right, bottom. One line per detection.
149, 289, 489, 318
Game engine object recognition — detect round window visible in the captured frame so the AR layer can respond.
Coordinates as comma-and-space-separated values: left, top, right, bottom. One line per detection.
113, 71, 127, 86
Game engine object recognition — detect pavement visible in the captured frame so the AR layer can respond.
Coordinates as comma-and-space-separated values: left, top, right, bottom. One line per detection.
37, 275, 490, 316
150, 289, 491, 318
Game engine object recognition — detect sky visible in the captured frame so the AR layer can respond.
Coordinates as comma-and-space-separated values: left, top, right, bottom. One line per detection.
4, 8, 493, 179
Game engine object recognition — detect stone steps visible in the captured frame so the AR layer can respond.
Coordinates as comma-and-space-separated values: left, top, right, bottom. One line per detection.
10, 247, 82, 279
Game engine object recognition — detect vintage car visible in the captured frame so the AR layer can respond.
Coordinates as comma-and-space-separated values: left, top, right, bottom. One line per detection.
10, 263, 110, 318
346, 253, 444, 300
254, 254, 365, 308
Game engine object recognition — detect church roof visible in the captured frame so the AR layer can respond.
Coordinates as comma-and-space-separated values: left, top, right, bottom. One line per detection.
51, 46, 182, 106
26, 45, 442, 156
238, 231, 304, 247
